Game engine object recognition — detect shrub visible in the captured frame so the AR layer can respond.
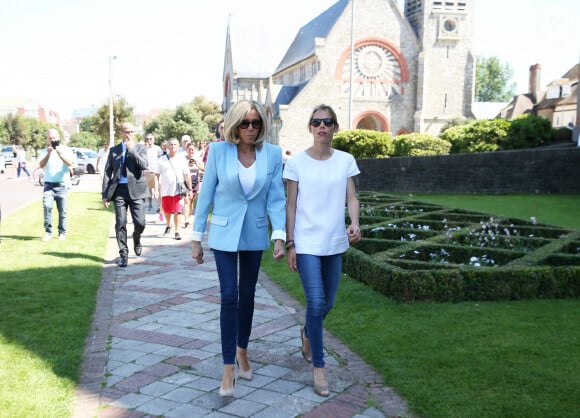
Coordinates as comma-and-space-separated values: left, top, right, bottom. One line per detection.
391, 133, 451, 156
440, 119, 511, 153
333, 129, 392, 158
503, 114, 552, 149
552, 126, 573, 142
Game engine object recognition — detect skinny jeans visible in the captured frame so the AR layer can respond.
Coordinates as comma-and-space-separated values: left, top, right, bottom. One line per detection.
213, 249, 263, 365
297, 253, 343, 368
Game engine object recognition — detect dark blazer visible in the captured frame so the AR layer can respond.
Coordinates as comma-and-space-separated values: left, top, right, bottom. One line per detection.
102, 142, 149, 201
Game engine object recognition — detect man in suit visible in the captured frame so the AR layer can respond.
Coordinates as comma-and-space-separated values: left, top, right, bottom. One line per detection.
102, 122, 149, 267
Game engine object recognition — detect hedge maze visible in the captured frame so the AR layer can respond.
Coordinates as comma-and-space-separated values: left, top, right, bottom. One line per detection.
344, 192, 580, 302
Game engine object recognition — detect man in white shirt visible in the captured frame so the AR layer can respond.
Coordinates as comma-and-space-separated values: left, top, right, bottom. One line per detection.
154, 137, 192, 240
144, 134, 162, 210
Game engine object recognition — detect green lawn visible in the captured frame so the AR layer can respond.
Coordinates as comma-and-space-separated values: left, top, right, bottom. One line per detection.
261, 193, 580, 418
0, 193, 111, 417
1, 193, 579, 417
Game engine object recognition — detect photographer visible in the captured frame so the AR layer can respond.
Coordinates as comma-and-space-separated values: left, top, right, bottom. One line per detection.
39, 129, 74, 242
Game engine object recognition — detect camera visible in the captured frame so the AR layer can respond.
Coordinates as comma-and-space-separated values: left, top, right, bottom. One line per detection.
51, 140, 60, 148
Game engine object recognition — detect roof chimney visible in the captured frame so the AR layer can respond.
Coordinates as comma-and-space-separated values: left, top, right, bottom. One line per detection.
529, 63, 541, 100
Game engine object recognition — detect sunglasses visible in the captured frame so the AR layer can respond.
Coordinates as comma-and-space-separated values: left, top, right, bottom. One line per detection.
238, 119, 263, 129
310, 118, 335, 128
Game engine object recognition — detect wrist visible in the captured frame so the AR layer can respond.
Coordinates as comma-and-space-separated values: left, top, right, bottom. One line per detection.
285, 240, 295, 250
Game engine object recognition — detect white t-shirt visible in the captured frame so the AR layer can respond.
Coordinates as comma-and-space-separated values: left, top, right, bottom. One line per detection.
156, 154, 189, 197
97, 147, 109, 172
146, 145, 162, 172
283, 149, 360, 256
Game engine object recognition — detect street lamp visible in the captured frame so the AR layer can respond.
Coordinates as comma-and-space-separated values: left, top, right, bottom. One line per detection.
109, 54, 117, 146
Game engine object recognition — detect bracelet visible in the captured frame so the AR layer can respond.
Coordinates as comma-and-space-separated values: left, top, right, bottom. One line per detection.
285, 240, 295, 250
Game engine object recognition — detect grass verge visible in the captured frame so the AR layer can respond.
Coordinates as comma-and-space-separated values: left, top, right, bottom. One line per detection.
0, 192, 111, 417
261, 194, 580, 418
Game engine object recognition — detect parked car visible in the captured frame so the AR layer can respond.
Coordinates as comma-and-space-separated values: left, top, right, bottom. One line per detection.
1, 145, 15, 166
0, 154, 5, 173
73, 148, 98, 174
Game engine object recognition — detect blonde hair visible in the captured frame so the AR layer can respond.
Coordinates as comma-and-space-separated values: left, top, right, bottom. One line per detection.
223, 100, 269, 148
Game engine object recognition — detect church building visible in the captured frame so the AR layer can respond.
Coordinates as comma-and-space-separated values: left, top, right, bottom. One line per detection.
222, 0, 475, 154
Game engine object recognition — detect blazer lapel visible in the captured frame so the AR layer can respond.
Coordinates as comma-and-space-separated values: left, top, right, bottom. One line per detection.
246, 145, 267, 200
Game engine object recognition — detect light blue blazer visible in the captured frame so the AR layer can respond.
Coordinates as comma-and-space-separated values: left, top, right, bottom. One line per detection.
192, 141, 286, 251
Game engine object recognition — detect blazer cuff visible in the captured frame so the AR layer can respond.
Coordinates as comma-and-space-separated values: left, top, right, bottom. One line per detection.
270, 229, 286, 242
192, 231, 205, 242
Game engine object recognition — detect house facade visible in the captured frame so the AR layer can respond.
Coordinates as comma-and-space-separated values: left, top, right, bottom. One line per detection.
223, 0, 476, 153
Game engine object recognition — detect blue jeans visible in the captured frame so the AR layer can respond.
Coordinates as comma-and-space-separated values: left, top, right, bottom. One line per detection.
213, 249, 263, 365
43, 183, 68, 235
297, 253, 343, 368
17, 162, 30, 177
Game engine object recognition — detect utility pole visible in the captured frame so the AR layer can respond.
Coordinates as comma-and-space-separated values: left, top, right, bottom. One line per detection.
109, 54, 117, 146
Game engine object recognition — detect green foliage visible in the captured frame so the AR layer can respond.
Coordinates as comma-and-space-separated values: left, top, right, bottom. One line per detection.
440, 117, 474, 134
440, 119, 511, 153
0, 114, 60, 157
391, 133, 451, 156
503, 114, 552, 149
552, 126, 573, 142
69, 131, 101, 150
333, 129, 392, 158
92, 96, 134, 142
191, 96, 222, 134
3, 113, 27, 145
475, 56, 516, 102
144, 102, 210, 143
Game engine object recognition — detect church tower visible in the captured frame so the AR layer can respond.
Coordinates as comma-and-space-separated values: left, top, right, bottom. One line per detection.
405, 0, 475, 134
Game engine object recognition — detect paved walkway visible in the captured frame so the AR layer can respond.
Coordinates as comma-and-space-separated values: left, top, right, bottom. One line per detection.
71, 205, 410, 418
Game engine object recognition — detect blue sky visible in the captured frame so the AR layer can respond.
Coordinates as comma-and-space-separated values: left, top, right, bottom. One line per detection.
0, 0, 577, 117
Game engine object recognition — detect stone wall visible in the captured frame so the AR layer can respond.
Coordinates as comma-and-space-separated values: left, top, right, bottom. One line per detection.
356, 147, 580, 194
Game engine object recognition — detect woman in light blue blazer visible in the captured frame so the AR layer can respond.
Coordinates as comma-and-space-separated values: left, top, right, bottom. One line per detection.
191, 100, 286, 397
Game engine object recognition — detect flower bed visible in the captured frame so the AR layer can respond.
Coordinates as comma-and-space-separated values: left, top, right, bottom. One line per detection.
344, 192, 580, 302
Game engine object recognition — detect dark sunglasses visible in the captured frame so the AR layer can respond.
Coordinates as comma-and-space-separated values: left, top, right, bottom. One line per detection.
310, 118, 335, 128
238, 119, 263, 129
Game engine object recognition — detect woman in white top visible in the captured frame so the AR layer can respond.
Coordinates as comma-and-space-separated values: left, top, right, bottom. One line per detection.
283, 104, 361, 397
16, 146, 31, 179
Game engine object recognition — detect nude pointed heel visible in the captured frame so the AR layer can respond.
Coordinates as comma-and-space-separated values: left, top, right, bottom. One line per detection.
300, 326, 312, 363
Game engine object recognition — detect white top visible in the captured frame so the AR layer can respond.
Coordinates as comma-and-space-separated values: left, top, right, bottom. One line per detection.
156, 154, 189, 197
97, 148, 108, 171
17, 148, 27, 163
283, 149, 360, 256
146, 144, 162, 172
238, 160, 256, 197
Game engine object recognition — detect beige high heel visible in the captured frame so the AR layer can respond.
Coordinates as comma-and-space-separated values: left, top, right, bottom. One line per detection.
235, 357, 253, 380
218, 366, 237, 397
313, 367, 330, 397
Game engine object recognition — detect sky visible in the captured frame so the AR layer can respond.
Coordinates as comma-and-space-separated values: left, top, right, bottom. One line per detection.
0, 0, 578, 118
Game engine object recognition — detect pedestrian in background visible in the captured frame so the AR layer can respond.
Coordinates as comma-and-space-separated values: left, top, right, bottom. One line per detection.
191, 100, 286, 397
39, 129, 75, 241
154, 137, 192, 240
96, 142, 110, 184
144, 133, 162, 211
15, 145, 31, 180
102, 122, 149, 268
182, 142, 203, 228
283, 104, 361, 397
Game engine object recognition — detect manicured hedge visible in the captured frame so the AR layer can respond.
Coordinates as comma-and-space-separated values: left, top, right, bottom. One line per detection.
344, 193, 580, 302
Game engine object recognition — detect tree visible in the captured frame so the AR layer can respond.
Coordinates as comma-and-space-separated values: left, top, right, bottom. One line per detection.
144, 102, 210, 143
475, 56, 516, 102
92, 97, 134, 143
4, 114, 27, 146
190, 96, 222, 137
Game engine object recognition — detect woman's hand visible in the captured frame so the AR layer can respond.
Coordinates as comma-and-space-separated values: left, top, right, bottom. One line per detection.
273, 239, 285, 261
347, 224, 361, 243
286, 248, 297, 272
192, 241, 204, 264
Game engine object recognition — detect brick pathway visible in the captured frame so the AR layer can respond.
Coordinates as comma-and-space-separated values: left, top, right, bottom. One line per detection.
71, 207, 411, 417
